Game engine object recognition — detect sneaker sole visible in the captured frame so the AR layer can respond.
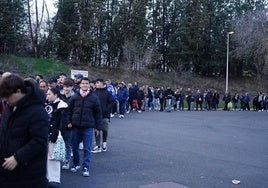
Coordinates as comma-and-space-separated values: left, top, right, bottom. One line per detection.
70, 166, 80, 172
83, 173, 90, 177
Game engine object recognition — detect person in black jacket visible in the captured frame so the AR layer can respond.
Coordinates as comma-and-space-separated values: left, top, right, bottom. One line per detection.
0, 73, 49, 188
137, 86, 145, 112
186, 88, 193, 111
59, 78, 75, 170
45, 87, 68, 187
91, 79, 115, 153
223, 91, 231, 111
159, 87, 165, 111
164, 87, 174, 112
67, 77, 103, 177
195, 89, 204, 111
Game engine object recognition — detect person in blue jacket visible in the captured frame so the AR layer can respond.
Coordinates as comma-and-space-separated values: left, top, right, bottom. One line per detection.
116, 82, 129, 118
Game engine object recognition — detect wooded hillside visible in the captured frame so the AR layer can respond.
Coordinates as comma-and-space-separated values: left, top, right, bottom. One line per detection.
0, 0, 267, 87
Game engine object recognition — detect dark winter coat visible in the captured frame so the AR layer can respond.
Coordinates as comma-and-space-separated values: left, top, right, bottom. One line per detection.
68, 91, 103, 130
154, 89, 160, 99
174, 92, 181, 101
146, 88, 153, 99
45, 98, 68, 142
0, 98, 6, 122
164, 89, 174, 99
0, 80, 49, 188
137, 89, 145, 101
223, 93, 231, 103
60, 90, 75, 104
117, 86, 129, 102
195, 92, 204, 104
94, 88, 115, 119
129, 86, 138, 100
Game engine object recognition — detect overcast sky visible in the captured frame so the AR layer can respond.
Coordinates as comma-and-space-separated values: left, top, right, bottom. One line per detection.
45, 0, 58, 15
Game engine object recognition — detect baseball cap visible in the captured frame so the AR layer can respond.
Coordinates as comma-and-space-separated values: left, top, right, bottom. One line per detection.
48, 77, 57, 84
75, 74, 83, 79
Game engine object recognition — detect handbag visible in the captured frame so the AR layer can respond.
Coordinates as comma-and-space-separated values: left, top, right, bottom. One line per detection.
227, 102, 233, 109
51, 132, 66, 162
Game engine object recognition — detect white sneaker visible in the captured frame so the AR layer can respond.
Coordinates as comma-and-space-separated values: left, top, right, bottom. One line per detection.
102, 142, 107, 152
79, 142, 84, 150
62, 161, 70, 170
82, 168, 90, 177
110, 113, 115, 117
91, 146, 102, 153
70, 165, 80, 173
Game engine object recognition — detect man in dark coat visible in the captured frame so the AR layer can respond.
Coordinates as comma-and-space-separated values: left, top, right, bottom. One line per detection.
164, 87, 174, 112
223, 91, 231, 111
91, 79, 115, 153
0, 73, 49, 188
67, 77, 103, 177
195, 89, 204, 111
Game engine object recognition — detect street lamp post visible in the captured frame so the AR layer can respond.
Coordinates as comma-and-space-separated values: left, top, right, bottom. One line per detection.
226, 31, 234, 93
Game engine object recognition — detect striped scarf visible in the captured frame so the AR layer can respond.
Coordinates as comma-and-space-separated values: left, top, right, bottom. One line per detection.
80, 89, 90, 98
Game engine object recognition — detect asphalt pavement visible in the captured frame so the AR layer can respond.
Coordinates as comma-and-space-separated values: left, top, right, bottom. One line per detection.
61, 110, 268, 188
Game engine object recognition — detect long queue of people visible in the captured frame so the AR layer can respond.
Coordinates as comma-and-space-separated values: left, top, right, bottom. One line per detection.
37, 74, 268, 122
0, 71, 267, 188
37, 74, 267, 124
104, 83, 267, 114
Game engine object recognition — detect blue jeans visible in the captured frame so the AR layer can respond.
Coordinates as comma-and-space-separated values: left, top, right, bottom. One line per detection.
176, 101, 180, 110
119, 100, 126, 115
153, 98, 160, 110
166, 99, 172, 112
71, 127, 93, 169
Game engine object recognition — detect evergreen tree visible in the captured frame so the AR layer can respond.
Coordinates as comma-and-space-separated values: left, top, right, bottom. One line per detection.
0, 0, 26, 54
54, 0, 80, 62
184, 0, 210, 74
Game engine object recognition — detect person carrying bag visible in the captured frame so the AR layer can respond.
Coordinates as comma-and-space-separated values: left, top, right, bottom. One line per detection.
45, 88, 68, 188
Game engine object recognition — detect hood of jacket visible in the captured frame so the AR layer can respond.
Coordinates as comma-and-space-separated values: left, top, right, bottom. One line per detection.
15, 80, 46, 110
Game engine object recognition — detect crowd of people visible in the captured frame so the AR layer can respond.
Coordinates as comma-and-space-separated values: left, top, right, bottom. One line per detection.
0, 72, 112, 188
105, 82, 267, 114
0, 71, 267, 188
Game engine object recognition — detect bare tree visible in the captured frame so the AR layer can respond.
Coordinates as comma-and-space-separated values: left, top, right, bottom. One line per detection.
232, 9, 268, 81
26, 0, 47, 57
123, 40, 154, 71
